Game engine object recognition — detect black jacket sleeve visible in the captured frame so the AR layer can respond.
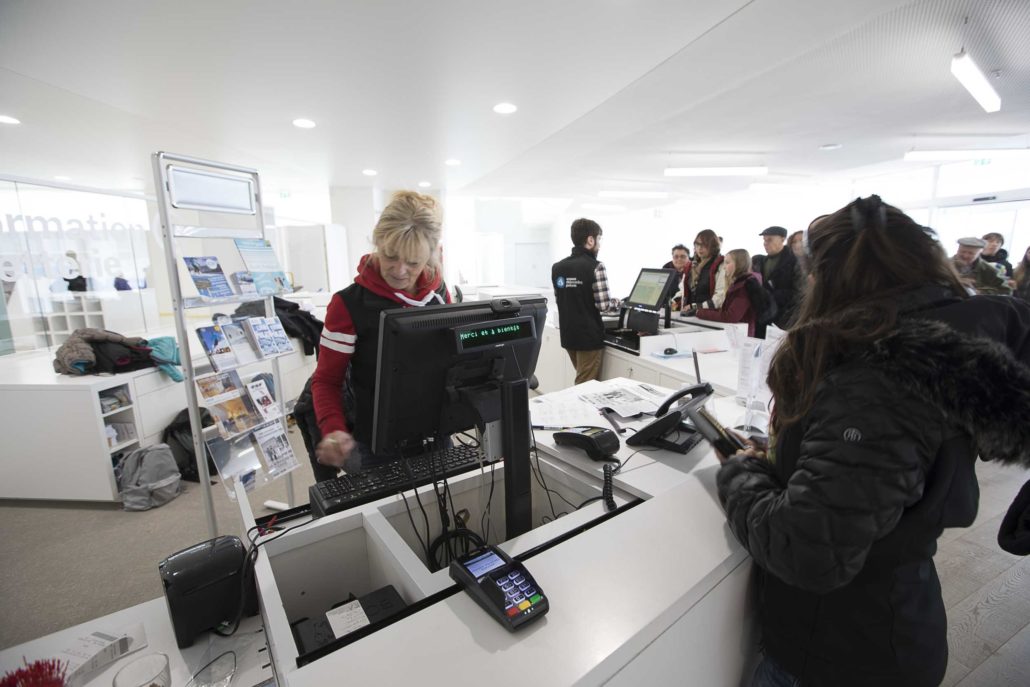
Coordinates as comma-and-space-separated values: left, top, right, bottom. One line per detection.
717, 367, 944, 593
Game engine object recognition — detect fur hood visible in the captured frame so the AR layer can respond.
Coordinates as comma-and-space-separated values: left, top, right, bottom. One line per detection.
862, 317, 1030, 468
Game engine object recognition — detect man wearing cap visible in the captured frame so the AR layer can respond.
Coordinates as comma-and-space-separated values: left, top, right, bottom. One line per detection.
953, 237, 1012, 295
751, 226, 802, 334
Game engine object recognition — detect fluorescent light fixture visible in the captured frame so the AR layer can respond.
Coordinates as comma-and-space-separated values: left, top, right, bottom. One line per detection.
950, 50, 1001, 113
819, 143, 843, 151
598, 190, 669, 199
54, 175, 72, 181
580, 202, 627, 212
445, 158, 462, 166
493, 102, 518, 115
664, 166, 768, 177
418, 181, 432, 188
362, 169, 378, 176
903, 148, 1030, 161
292, 118, 317, 129
0, 114, 20, 125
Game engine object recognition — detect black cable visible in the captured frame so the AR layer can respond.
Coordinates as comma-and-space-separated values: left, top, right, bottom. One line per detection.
479, 462, 496, 543
602, 462, 617, 511
528, 430, 564, 517
399, 486, 432, 563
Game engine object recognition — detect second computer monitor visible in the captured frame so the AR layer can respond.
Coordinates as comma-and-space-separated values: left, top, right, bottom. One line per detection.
623, 268, 680, 311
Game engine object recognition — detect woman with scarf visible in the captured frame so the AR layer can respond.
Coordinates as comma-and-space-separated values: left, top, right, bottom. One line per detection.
682, 229, 727, 315
311, 191, 451, 477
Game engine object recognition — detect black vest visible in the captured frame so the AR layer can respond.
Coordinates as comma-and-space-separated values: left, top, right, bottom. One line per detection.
552, 247, 604, 350
338, 281, 446, 445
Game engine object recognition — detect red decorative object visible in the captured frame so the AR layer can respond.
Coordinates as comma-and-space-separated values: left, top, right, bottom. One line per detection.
0, 658, 67, 687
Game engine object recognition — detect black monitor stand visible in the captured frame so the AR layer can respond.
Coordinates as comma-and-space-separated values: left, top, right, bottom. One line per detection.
501, 380, 532, 539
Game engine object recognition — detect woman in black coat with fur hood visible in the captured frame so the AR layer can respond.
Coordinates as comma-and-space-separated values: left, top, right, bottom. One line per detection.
717, 196, 1030, 687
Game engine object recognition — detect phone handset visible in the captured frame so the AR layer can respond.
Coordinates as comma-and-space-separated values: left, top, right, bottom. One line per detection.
655, 382, 713, 417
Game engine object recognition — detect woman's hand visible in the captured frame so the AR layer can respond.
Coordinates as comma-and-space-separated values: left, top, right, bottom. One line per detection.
315, 430, 355, 468
715, 432, 767, 463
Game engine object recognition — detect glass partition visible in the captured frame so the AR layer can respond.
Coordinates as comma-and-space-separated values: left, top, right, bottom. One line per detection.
0, 181, 157, 355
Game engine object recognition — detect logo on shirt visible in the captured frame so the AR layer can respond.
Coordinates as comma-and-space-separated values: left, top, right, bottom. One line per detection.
843, 427, 863, 442
555, 276, 566, 288
556, 276, 581, 289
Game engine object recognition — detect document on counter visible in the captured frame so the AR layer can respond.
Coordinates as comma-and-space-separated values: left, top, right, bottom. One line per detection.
530, 395, 605, 429
577, 379, 672, 417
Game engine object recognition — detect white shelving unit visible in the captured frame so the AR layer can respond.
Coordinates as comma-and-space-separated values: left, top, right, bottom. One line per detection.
152, 151, 293, 538
42, 290, 160, 345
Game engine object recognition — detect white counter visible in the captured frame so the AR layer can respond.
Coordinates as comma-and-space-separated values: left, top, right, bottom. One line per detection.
240, 379, 756, 686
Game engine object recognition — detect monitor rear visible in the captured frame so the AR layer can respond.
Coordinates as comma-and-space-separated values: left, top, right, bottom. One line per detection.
371, 296, 547, 456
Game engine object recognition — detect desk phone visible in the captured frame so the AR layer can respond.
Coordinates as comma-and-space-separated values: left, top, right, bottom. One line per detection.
450, 545, 548, 631
553, 426, 620, 460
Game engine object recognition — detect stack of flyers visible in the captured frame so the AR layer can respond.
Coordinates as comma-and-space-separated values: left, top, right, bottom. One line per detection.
267, 317, 294, 353
183, 256, 234, 299
195, 325, 237, 371
246, 378, 281, 422
220, 320, 260, 365
233, 238, 292, 295
243, 317, 279, 357
196, 370, 263, 439
231, 271, 258, 294
251, 422, 299, 476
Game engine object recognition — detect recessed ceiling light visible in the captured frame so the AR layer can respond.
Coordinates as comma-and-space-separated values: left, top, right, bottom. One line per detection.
292, 118, 316, 129
819, 143, 843, 151
493, 102, 518, 115
54, 175, 72, 182
362, 169, 378, 176
418, 181, 432, 188
598, 190, 669, 199
0, 115, 20, 125
445, 158, 461, 166
904, 148, 1030, 161
664, 166, 768, 177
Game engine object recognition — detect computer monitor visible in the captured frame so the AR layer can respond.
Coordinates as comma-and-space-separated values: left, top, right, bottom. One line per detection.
372, 296, 547, 539
371, 296, 547, 457
623, 268, 680, 311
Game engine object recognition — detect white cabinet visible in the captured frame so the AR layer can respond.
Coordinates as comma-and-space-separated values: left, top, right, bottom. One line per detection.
535, 325, 575, 394
600, 348, 661, 385
0, 342, 317, 502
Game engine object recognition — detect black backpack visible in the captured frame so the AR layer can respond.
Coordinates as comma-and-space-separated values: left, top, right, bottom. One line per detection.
745, 276, 779, 327
162, 407, 217, 482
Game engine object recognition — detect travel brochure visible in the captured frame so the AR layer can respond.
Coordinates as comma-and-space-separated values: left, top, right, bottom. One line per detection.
246, 378, 281, 422
195, 316, 293, 370
252, 421, 300, 476
183, 256, 234, 299
233, 238, 292, 295
195, 370, 263, 439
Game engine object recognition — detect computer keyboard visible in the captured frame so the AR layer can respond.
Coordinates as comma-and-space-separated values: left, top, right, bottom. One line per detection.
309, 443, 492, 518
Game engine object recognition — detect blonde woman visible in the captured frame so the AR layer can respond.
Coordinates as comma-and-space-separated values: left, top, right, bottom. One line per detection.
311, 191, 451, 477
696, 249, 762, 336
682, 229, 727, 314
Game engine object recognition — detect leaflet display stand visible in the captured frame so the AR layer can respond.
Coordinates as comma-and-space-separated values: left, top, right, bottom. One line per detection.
152, 152, 295, 537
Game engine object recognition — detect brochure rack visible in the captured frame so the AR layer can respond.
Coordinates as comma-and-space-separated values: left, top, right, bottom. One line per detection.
152, 152, 297, 537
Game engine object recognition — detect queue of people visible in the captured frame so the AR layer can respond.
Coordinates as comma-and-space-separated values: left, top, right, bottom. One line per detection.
300, 189, 1030, 687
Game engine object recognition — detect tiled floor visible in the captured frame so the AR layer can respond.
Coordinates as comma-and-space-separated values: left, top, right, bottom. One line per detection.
937, 460, 1030, 687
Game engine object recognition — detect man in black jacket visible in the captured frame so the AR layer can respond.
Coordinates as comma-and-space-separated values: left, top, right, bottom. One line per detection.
552, 218, 612, 384
751, 226, 802, 334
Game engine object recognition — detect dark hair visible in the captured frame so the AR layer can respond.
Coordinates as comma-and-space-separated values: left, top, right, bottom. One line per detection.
982, 232, 1004, 244
693, 229, 720, 257
672, 244, 689, 254
571, 218, 602, 246
767, 196, 968, 434
788, 230, 804, 247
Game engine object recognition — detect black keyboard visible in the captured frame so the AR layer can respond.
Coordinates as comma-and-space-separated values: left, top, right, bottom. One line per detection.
309, 444, 492, 518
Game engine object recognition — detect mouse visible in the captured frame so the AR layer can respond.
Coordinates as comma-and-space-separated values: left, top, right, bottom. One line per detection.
664, 347, 678, 355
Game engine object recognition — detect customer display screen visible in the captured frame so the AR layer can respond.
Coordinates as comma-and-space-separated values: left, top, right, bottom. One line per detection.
462, 550, 507, 579
453, 316, 536, 353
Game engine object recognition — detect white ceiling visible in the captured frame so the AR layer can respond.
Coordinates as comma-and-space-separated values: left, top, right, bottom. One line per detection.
0, 0, 1027, 209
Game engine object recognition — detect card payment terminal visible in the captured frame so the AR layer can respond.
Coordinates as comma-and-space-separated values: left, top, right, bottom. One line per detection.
450, 545, 548, 631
